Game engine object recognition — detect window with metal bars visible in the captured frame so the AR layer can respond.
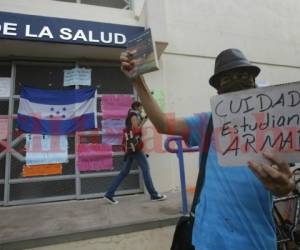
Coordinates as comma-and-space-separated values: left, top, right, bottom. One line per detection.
0, 61, 143, 206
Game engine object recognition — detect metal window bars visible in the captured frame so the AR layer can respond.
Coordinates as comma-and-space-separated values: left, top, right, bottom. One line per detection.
0, 62, 143, 206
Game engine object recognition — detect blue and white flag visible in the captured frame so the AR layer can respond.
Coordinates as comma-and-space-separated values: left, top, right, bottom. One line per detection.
17, 86, 97, 135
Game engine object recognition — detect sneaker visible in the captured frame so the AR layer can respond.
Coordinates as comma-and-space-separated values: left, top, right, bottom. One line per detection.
151, 194, 167, 201
104, 195, 119, 205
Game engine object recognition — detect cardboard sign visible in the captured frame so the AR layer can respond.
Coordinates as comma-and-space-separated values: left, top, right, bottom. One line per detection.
210, 82, 300, 166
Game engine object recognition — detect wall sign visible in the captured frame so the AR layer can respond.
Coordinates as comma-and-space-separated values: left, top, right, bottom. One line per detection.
210, 82, 300, 166
0, 77, 11, 97
64, 67, 91, 86
0, 118, 8, 140
0, 11, 144, 47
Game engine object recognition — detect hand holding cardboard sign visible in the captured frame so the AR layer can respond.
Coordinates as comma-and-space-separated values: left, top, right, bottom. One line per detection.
248, 151, 295, 196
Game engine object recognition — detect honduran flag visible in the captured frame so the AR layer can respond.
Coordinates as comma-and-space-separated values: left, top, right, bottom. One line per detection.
17, 86, 97, 135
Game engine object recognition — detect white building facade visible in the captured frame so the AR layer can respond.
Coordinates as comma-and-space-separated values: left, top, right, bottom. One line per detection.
0, 0, 300, 206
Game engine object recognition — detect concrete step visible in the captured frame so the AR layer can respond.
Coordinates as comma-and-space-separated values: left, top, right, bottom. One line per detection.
0, 191, 191, 250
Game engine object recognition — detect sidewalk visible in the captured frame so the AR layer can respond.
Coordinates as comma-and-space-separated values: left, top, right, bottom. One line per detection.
0, 191, 191, 250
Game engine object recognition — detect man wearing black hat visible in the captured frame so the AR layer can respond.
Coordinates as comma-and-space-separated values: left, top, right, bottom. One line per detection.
120, 49, 295, 249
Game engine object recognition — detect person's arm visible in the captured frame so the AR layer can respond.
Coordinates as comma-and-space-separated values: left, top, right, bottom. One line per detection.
121, 51, 188, 136
248, 151, 295, 196
133, 76, 188, 135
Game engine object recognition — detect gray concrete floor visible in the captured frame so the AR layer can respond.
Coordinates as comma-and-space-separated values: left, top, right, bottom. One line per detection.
0, 191, 191, 250
28, 226, 176, 250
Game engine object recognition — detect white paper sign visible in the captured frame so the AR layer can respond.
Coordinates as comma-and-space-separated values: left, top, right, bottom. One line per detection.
0, 118, 8, 140
25, 134, 69, 165
210, 82, 300, 166
63, 67, 91, 86
0, 78, 11, 97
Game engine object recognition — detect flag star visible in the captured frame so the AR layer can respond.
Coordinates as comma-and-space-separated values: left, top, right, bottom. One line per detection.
62, 107, 66, 111
50, 115, 53, 118
56, 111, 60, 115
62, 115, 66, 119
50, 107, 54, 111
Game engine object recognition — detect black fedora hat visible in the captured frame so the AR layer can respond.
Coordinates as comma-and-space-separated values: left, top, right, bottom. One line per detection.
209, 48, 260, 88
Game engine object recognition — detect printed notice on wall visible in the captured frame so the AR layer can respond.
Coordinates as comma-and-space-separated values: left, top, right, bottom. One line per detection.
0, 118, 8, 140
63, 67, 91, 86
0, 78, 11, 97
210, 81, 300, 166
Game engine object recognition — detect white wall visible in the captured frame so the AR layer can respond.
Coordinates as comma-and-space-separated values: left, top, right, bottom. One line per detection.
0, 0, 142, 26
145, 0, 300, 192
164, 0, 300, 67
1, 0, 300, 194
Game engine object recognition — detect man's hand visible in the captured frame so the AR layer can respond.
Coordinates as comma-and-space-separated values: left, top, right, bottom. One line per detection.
248, 151, 295, 196
120, 50, 137, 79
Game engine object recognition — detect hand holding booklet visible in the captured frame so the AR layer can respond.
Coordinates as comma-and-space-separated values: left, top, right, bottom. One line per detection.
126, 28, 159, 78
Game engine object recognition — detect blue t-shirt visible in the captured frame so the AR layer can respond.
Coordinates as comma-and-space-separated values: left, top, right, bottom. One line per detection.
185, 112, 276, 250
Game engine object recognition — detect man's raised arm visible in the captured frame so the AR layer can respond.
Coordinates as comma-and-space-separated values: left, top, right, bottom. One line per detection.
120, 51, 188, 136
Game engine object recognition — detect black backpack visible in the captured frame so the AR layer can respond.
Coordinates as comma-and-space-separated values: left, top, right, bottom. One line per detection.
123, 109, 143, 153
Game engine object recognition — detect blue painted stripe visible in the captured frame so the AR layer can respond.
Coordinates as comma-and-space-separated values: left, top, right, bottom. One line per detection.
21, 86, 96, 105
17, 113, 96, 135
